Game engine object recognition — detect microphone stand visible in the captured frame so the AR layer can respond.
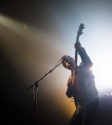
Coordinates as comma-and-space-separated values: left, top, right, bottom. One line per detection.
27, 62, 62, 125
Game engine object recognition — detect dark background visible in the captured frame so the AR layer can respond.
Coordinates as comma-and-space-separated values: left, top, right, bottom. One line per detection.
0, 0, 112, 125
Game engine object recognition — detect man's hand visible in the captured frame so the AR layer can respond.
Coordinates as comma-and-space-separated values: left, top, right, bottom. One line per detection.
74, 41, 82, 50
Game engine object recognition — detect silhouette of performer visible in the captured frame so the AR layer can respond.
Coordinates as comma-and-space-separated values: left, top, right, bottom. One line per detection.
65, 42, 99, 125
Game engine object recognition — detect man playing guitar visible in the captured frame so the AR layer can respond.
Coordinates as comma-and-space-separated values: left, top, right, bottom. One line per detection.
65, 41, 99, 125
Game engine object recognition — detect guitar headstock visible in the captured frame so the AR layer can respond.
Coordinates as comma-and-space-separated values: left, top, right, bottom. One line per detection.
77, 23, 85, 36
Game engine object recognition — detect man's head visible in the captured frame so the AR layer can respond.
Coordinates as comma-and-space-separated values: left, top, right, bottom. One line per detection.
62, 55, 75, 70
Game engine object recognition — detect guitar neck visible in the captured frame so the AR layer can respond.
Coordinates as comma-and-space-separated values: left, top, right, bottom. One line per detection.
75, 35, 79, 66
74, 23, 85, 74
75, 49, 78, 66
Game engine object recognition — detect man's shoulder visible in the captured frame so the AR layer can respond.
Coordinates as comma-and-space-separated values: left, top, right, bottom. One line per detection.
78, 65, 94, 77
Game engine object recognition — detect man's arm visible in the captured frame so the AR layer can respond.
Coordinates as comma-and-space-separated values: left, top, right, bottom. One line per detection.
79, 47, 93, 68
75, 42, 93, 68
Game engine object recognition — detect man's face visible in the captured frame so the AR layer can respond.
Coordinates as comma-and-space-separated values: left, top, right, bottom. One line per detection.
64, 61, 71, 69
65, 61, 70, 68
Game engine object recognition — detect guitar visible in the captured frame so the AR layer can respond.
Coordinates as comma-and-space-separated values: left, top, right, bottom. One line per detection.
72, 23, 85, 84
73, 24, 85, 113
62, 24, 85, 112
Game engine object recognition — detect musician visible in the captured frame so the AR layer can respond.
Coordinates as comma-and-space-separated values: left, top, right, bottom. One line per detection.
64, 42, 99, 125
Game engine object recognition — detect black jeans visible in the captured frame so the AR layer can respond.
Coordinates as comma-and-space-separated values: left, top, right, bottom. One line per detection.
70, 95, 99, 125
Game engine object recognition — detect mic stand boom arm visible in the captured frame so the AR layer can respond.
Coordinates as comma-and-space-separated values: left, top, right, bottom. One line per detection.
27, 61, 62, 90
